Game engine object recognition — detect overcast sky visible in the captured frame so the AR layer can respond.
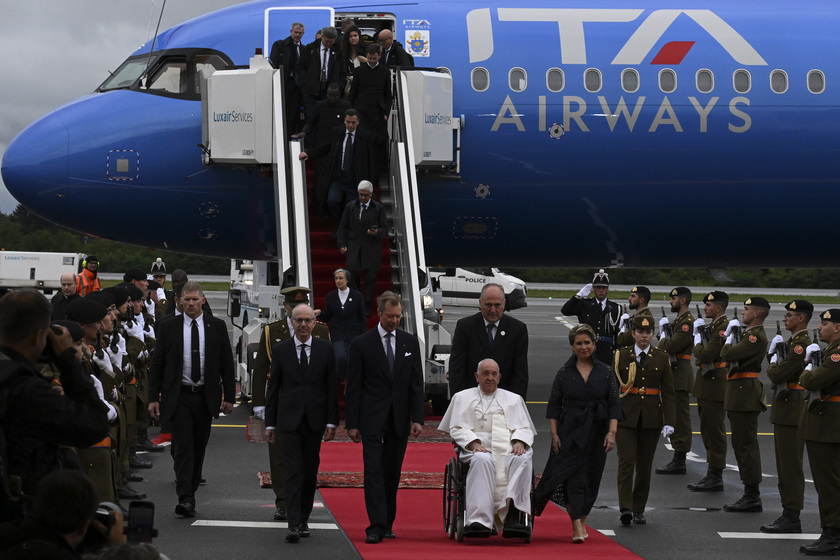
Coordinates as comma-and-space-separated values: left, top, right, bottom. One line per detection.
0, 0, 246, 214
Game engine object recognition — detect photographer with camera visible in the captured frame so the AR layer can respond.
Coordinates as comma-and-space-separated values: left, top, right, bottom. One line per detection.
0, 289, 110, 522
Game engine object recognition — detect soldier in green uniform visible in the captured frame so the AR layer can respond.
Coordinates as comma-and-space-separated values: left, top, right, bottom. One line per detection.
688, 291, 731, 492
121, 283, 154, 471
614, 315, 675, 525
760, 300, 812, 533
251, 286, 331, 521
655, 287, 695, 475
616, 286, 654, 349
798, 309, 840, 555
720, 297, 769, 512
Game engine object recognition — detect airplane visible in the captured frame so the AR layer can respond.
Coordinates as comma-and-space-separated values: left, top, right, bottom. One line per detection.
2, 0, 838, 270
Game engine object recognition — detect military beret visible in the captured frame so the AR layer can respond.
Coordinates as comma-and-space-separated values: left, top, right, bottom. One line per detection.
281, 286, 311, 305
86, 291, 115, 309
670, 286, 691, 298
744, 297, 771, 309
703, 291, 729, 303
150, 258, 167, 275
66, 298, 107, 324
147, 280, 161, 291
786, 300, 814, 314
632, 315, 654, 330
103, 285, 131, 306
118, 282, 144, 302
630, 286, 651, 301
52, 320, 85, 341
591, 269, 610, 287
123, 267, 146, 282
821, 309, 840, 323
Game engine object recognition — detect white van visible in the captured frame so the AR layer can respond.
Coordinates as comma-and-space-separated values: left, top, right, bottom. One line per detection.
429, 267, 527, 310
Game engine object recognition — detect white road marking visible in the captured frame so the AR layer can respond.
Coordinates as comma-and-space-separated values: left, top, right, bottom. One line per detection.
553, 317, 577, 330
598, 529, 616, 536
719, 532, 820, 540
192, 520, 339, 530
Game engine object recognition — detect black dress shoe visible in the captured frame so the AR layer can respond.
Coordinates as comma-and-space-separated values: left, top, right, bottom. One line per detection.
286, 528, 300, 543
299, 523, 310, 538
384, 531, 395, 539
175, 501, 195, 518
620, 509, 632, 525
274, 507, 287, 521
633, 512, 647, 525
129, 455, 153, 469
365, 534, 382, 544
466, 522, 493, 537
127, 471, 144, 482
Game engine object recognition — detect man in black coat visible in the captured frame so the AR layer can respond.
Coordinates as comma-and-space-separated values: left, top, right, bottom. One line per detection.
269, 22, 307, 135
148, 281, 235, 518
448, 283, 530, 399
51, 273, 80, 320
299, 109, 373, 226
561, 269, 622, 364
345, 292, 424, 543
348, 43, 393, 179
296, 27, 344, 118
337, 180, 388, 315
377, 29, 414, 68
265, 304, 338, 543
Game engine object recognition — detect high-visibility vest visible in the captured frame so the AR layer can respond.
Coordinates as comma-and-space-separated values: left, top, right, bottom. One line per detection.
75, 269, 101, 296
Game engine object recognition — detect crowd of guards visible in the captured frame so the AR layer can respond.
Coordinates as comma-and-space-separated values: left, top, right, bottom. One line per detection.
563, 270, 840, 555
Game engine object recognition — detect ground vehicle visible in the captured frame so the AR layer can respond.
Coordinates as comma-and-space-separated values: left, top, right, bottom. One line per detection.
0, 251, 82, 295
430, 268, 527, 310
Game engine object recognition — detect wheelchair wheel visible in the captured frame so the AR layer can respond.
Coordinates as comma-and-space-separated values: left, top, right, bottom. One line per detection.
443, 458, 456, 537
455, 515, 465, 542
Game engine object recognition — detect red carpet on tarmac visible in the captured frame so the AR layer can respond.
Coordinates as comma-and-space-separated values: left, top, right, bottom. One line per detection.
319, 442, 643, 560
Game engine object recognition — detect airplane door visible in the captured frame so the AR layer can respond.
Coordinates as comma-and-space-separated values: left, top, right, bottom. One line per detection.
263, 7, 335, 56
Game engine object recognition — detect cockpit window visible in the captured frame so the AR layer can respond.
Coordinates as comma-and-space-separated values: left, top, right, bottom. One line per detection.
96, 49, 233, 100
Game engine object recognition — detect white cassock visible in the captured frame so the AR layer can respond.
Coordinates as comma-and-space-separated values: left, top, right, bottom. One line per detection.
438, 387, 536, 529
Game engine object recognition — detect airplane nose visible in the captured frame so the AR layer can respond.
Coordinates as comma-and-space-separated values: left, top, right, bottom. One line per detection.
1, 111, 69, 209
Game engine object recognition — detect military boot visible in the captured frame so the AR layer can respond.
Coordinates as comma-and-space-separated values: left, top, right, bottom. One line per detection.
136, 428, 165, 452
723, 483, 762, 513
656, 451, 687, 474
801, 528, 840, 555
760, 508, 801, 533
688, 468, 724, 492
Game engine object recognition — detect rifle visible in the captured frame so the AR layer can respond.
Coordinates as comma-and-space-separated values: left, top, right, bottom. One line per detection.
110, 330, 120, 354
661, 307, 673, 338
94, 329, 104, 360
731, 308, 741, 343
696, 304, 710, 342
775, 321, 787, 359
813, 329, 823, 367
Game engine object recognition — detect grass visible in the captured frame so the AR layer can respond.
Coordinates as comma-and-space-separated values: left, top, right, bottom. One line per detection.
100, 279, 231, 292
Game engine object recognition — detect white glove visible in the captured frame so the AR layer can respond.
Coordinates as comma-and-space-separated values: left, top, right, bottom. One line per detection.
805, 343, 821, 364
145, 325, 156, 341
693, 318, 706, 336
135, 312, 145, 328
770, 354, 778, 364
618, 313, 630, 333
658, 316, 670, 340
125, 320, 144, 341
117, 336, 128, 358
576, 283, 593, 298
156, 287, 166, 300
146, 300, 156, 317
693, 333, 702, 346
93, 352, 115, 378
661, 425, 674, 438
725, 334, 735, 346
768, 334, 784, 355
105, 345, 123, 370
253, 406, 265, 420
724, 318, 740, 336
805, 363, 814, 372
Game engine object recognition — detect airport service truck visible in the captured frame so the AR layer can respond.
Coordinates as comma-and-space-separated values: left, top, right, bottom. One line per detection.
0, 251, 82, 295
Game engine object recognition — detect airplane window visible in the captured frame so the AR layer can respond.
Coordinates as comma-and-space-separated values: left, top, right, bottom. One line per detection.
98, 57, 158, 91
546, 68, 564, 92
808, 70, 825, 94
658, 69, 677, 93
584, 68, 602, 93
509, 68, 527, 92
696, 69, 714, 93
621, 69, 639, 93
733, 69, 751, 93
471, 67, 489, 92
770, 70, 788, 94
146, 60, 187, 94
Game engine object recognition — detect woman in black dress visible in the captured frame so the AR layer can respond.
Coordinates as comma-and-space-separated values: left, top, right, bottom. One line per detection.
534, 324, 623, 543
318, 268, 367, 378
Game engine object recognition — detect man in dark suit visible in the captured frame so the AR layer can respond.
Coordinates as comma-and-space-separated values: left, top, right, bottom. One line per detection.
377, 28, 414, 68
561, 269, 622, 364
269, 22, 306, 135
299, 109, 373, 227
347, 43, 393, 179
51, 273, 80, 320
296, 27, 344, 119
448, 283, 529, 399
265, 304, 338, 543
337, 180, 388, 316
345, 292, 424, 543
148, 281, 235, 518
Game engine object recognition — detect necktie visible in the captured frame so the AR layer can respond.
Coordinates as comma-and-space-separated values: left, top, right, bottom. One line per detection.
359, 203, 367, 219
639, 351, 646, 366
342, 132, 353, 171
300, 343, 309, 369
321, 47, 328, 85
487, 323, 495, 346
385, 333, 395, 375
191, 319, 200, 383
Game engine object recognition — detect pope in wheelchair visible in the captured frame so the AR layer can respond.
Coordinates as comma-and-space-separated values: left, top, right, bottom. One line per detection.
439, 358, 536, 539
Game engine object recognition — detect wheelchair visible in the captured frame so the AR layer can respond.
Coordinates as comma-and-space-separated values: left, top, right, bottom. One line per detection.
442, 452, 533, 543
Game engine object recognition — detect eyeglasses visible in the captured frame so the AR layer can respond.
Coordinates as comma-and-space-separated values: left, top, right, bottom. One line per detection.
292, 318, 316, 325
